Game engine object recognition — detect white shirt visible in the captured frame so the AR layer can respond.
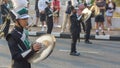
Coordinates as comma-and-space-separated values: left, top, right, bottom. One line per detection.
11, 0, 28, 9
38, 0, 48, 12
71, 0, 78, 7
85, 0, 91, 4
109, 2, 113, 8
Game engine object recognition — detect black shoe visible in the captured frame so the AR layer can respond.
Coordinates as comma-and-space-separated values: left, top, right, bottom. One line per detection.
70, 52, 80, 56
102, 32, 105, 35
85, 41, 92, 44
96, 32, 99, 35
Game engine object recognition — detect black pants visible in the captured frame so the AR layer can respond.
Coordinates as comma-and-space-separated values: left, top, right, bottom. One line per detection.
85, 27, 91, 42
81, 22, 85, 32
71, 33, 79, 53
46, 18, 53, 34
84, 17, 92, 42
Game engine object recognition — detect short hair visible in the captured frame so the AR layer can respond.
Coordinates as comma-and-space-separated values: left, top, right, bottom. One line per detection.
70, 6, 75, 11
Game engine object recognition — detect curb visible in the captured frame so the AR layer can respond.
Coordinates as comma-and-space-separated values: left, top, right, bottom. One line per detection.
29, 31, 120, 41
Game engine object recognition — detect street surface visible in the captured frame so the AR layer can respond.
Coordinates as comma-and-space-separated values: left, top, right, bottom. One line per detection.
0, 0, 120, 68
0, 37, 120, 68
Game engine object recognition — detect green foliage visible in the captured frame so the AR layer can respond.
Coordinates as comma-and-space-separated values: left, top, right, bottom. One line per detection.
91, 0, 94, 4
114, 0, 120, 7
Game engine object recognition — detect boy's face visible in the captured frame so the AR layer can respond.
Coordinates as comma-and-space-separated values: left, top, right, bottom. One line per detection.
18, 18, 28, 28
78, 4, 85, 10
48, 3, 51, 6
72, 9, 77, 13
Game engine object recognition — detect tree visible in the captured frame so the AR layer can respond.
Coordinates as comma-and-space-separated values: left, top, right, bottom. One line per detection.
114, 0, 120, 7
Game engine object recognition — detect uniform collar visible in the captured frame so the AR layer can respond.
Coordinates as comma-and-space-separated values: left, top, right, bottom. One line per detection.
14, 26, 23, 33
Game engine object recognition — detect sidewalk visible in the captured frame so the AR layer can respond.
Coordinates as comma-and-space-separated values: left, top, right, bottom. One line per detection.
26, 0, 120, 41
28, 26, 120, 41
27, 4, 120, 41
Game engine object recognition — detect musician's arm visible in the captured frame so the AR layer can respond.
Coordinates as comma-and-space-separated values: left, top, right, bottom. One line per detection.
45, 8, 52, 17
90, 5, 95, 11
70, 15, 77, 33
7, 36, 35, 61
70, 16, 76, 26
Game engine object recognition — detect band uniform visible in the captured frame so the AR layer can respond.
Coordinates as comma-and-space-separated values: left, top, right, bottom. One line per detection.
45, 2, 53, 34
70, 6, 81, 56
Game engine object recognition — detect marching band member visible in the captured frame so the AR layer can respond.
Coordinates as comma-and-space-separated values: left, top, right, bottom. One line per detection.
77, 3, 86, 32
70, 6, 81, 56
6, 10, 41, 68
83, 3, 92, 44
6, 0, 41, 68
45, 1, 53, 34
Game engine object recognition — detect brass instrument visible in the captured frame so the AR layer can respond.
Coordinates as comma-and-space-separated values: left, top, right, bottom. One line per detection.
0, 0, 13, 38
28, 34, 56, 63
90, 4, 100, 16
0, 11, 11, 38
81, 8, 92, 22
53, 10, 58, 17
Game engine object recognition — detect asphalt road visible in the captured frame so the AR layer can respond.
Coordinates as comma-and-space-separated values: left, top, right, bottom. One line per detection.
0, 37, 120, 68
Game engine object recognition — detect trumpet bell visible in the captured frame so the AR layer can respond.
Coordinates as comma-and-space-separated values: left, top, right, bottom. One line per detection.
28, 34, 56, 63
